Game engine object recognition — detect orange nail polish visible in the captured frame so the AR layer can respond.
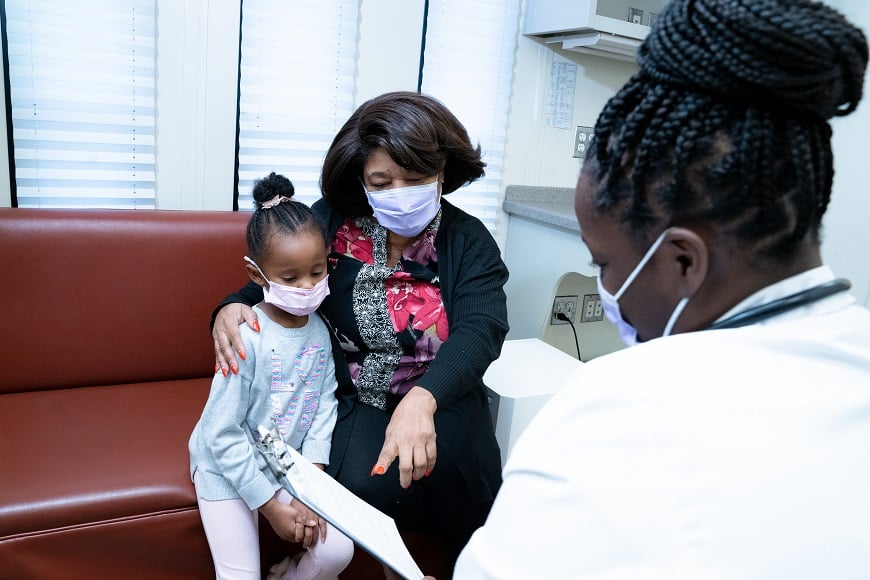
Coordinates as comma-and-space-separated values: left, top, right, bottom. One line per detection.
238, 349, 247, 361
230, 364, 239, 375
221, 367, 229, 377
371, 465, 385, 476
425, 470, 432, 477
215, 363, 220, 373
253, 321, 261, 332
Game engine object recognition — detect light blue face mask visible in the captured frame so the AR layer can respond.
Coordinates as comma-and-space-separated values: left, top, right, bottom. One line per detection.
596, 228, 690, 346
364, 180, 441, 238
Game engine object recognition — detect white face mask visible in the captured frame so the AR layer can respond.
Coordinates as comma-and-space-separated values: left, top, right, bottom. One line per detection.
364, 180, 441, 237
244, 257, 330, 317
597, 229, 690, 346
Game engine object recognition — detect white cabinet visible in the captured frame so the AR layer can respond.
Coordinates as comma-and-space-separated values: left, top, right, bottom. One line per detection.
523, 0, 668, 61
485, 339, 582, 467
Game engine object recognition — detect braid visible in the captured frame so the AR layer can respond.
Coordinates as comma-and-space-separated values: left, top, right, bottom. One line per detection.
246, 172, 326, 260
591, 0, 867, 264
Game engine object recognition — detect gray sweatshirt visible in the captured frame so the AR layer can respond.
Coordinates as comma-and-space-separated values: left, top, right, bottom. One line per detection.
189, 305, 337, 510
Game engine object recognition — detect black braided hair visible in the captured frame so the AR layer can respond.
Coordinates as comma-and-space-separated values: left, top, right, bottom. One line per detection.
590, 0, 867, 263
246, 172, 326, 261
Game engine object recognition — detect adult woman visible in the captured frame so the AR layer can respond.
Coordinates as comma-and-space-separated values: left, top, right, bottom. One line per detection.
213, 91, 508, 575
455, 0, 870, 577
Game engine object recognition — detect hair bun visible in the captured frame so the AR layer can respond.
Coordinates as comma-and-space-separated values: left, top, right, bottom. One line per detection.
637, 0, 868, 120
252, 172, 296, 209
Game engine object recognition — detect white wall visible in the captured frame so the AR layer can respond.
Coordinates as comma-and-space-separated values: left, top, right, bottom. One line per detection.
497, 35, 637, 249
355, 0, 425, 103
155, 1, 241, 210
822, 0, 870, 308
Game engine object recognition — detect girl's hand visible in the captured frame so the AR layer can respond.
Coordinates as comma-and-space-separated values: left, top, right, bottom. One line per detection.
259, 495, 320, 548
372, 386, 437, 489
212, 303, 259, 376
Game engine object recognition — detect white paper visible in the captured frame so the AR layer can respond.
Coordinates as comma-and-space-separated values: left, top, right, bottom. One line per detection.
546, 61, 577, 129
278, 445, 424, 580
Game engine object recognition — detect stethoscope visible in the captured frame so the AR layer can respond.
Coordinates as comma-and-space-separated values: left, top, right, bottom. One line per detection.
707, 278, 852, 330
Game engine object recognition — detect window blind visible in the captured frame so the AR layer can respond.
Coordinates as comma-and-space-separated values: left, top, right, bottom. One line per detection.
420, 0, 521, 233
3, 0, 156, 208
236, 0, 359, 210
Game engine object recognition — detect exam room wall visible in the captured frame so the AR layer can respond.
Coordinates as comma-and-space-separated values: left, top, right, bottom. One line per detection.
822, 0, 870, 309
0, 0, 866, 307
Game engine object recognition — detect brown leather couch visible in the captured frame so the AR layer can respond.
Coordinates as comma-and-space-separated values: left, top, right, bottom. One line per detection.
0, 208, 448, 579
0, 208, 256, 578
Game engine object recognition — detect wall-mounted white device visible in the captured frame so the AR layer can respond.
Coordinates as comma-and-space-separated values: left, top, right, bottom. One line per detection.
523, 0, 667, 62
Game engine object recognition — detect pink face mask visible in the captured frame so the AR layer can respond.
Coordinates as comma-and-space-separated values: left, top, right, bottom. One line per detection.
244, 257, 330, 316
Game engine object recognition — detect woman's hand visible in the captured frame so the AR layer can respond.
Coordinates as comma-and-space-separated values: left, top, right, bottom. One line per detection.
212, 303, 259, 376
259, 495, 323, 548
372, 386, 437, 489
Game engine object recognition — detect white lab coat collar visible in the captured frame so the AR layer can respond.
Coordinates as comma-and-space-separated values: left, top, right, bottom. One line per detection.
713, 265, 854, 326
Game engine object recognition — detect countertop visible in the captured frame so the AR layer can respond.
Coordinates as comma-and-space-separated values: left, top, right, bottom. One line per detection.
502, 185, 579, 232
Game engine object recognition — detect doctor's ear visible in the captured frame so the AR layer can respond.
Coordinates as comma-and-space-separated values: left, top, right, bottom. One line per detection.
662, 227, 709, 296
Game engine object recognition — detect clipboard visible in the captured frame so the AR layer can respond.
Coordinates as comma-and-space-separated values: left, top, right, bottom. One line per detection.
254, 425, 424, 580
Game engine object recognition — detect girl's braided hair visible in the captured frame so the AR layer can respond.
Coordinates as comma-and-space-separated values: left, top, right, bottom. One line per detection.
246, 172, 325, 261
590, 0, 867, 263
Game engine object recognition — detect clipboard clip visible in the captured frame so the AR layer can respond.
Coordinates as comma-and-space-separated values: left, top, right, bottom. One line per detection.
253, 424, 295, 477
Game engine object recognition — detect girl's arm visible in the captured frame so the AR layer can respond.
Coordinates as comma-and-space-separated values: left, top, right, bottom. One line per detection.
198, 339, 277, 511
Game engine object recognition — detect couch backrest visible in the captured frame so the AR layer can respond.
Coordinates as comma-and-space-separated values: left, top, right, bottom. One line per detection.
0, 208, 252, 395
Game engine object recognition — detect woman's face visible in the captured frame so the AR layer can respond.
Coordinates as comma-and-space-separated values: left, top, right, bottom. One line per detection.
362, 149, 440, 191
574, 162, 680, 343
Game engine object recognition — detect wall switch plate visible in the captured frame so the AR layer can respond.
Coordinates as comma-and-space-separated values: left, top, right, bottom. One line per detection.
573, 125, 594, 158
580, 293, 604, 322
551, 295, 579, 325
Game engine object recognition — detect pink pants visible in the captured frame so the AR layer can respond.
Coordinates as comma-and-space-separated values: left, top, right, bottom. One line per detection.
194, 472, 354, 580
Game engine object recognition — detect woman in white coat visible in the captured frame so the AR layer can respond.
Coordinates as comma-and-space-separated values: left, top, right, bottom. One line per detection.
453, 0, 870, 577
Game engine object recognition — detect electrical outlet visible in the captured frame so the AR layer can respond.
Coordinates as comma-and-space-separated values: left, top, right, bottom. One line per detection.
580, 293, 604, 322
551, 295, 579, 325
573, 125, 594, 159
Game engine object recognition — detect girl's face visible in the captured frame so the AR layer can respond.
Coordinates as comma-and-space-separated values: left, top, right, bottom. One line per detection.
256, 228, 328, 290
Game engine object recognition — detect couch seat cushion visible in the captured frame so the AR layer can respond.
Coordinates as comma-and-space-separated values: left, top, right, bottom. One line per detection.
0, 378, 210, 538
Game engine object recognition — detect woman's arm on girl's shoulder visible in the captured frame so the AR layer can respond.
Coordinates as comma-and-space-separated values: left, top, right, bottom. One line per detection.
211, 281, 263, 374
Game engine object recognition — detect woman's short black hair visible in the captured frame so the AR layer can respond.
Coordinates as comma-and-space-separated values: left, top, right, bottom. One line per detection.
588, 0, 867, 265
320, 91, 486, 217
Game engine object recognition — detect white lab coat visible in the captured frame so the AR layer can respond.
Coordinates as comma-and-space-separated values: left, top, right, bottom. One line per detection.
456, 267, 870, 579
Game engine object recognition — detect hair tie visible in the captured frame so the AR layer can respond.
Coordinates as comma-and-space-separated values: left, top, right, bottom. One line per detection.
261, 195, 291, 209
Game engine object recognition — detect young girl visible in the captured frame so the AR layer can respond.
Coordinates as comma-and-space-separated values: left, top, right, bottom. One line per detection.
189, 172, 354, 580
